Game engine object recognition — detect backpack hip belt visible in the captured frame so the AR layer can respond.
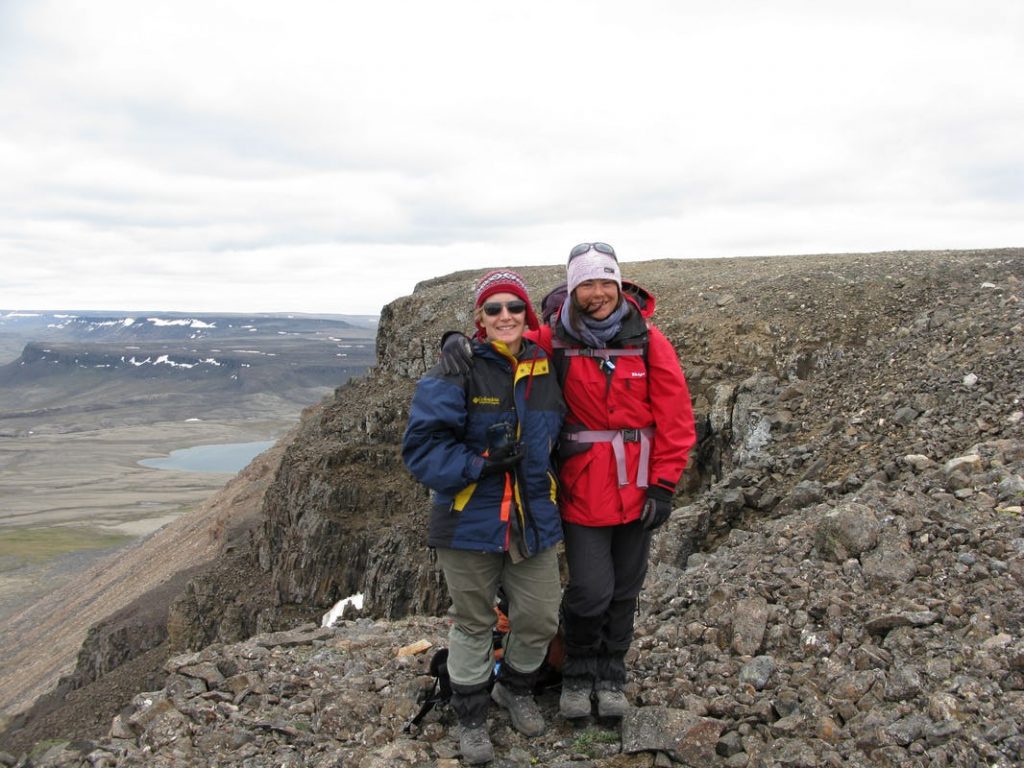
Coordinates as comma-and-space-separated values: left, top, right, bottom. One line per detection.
559, 427, 654, 487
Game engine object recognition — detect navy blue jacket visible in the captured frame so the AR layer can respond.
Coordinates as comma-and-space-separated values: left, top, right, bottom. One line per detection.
402, 338, 565, 555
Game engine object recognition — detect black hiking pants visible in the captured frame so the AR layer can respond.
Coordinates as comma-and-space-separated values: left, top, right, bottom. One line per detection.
561, 519, 651, 676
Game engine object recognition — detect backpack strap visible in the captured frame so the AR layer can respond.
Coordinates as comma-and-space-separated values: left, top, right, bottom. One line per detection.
549, 334, 648, 382
559, 426, 655, 487
561, 346, 644, 359
550, 320, 655, 487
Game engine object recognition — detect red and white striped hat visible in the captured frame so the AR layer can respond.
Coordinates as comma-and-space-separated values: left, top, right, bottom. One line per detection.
473, 269, 540, 331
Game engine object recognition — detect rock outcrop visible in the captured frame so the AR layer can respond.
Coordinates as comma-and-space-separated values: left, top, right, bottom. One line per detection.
3, 248, 1024, 767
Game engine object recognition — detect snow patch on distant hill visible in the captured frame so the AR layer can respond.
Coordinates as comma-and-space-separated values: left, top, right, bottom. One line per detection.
146, 318, 216, 328
123, 355, 224, 369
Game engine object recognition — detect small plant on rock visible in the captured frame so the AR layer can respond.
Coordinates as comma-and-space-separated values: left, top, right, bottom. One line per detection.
571, 726, 621, 757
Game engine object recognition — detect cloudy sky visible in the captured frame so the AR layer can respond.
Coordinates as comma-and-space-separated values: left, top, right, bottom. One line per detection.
1, 1, 1021, 315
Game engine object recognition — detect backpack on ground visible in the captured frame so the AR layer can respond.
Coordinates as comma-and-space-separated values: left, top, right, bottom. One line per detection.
404, 647, 453, 732
403, 603, 564, 732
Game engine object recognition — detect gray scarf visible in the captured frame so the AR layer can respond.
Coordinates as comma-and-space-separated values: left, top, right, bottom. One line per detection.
558, 297, 631, 349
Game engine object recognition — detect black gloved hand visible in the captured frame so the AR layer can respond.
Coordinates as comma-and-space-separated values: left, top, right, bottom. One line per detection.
640, 486, 674, 530
479, 448, 525, 478
485, 422, 516, 459
440, 332, 474, 376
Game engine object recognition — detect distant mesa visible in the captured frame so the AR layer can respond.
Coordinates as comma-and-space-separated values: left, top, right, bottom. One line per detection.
0, 310, 379, 342
0, 310, 379, 422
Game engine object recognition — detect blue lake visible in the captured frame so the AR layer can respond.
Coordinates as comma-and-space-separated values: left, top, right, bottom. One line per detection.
139, 440, 275, 473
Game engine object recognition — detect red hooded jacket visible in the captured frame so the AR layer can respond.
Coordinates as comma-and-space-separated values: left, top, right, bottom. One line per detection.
526, 284, 696, 527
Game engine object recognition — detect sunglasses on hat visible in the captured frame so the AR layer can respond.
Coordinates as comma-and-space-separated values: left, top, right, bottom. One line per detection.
482, 300, 527, 317
569, 242, 617, 261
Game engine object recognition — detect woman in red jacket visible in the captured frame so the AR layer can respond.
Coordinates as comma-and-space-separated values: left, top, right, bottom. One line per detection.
442, 242, 696, 720
537, 243, 695, 719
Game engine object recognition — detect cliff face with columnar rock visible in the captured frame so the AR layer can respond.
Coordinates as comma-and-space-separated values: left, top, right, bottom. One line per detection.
4, 249, 1024, 767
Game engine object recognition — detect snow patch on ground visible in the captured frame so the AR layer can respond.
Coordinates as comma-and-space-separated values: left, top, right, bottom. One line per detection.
322, 594, 365, 627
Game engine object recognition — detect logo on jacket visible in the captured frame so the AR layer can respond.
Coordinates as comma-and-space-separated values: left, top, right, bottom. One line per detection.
631, 371, 646, 378
472, 396, 501, 405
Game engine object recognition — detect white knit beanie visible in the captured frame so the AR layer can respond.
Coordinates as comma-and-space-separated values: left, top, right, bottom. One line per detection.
566, 249, 622, 295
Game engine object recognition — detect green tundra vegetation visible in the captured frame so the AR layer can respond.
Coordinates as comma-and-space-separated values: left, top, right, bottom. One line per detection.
0, 527, 130, 570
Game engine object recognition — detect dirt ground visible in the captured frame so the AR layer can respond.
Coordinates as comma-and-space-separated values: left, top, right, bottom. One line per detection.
0, 314, 368, 739
0, 418, 290, 619
0, 416, 295, 723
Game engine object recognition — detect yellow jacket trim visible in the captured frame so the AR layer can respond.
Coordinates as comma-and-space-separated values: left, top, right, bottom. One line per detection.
453, 482, 476, 512
515, 358, 549, 383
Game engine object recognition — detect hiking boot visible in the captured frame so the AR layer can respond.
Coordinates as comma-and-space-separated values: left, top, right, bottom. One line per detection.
595, 684, 629, 718
559, 676, 593, 719
451, 681, 493, 763
491, 681, 545, 736
594, 650, 629, 718
459, 724, 494, 765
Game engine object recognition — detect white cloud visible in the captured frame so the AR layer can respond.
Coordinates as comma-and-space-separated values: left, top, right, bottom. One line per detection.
1, 0, 1022, 315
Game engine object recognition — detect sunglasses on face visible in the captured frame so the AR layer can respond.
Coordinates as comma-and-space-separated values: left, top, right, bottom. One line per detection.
569, 242, 617, 261
482, 300, 528, 317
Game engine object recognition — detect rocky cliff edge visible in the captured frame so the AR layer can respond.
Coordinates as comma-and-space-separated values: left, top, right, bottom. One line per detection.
3, 249, 1024, 767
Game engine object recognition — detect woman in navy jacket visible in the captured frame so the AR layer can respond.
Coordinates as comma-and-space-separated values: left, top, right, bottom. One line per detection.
402, 269, 565, 765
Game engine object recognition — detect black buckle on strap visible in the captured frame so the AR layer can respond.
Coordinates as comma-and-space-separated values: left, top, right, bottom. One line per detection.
621, 429, 641, 442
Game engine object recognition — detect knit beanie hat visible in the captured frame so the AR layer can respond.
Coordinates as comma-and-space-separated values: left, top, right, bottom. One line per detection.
473, 269, 540, 334
566, 248, 622, 296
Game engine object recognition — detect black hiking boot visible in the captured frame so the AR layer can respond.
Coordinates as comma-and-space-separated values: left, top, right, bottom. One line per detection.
458, 724, 494, 765
491, 680, 545, 736
451, 681, 493, 764
491, 663, 544, 736
559, 675, 594, 719
595, 682, 628, 718
595, 652, 629, 718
